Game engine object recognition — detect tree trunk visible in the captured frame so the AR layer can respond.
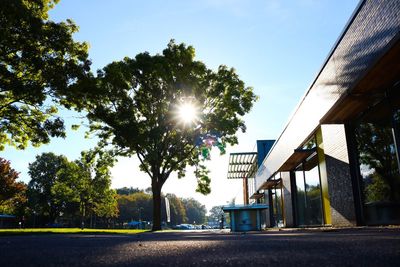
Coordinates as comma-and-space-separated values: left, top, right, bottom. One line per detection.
152, 180, 162, 231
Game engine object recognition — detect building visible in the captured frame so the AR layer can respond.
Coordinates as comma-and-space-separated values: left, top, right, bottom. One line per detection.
251, 0, 400, 228
227, 140, 275, 205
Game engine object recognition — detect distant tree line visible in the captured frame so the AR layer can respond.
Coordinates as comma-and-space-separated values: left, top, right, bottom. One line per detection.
115, 187, 207, 226
0, 156, 208, 228
0, 151, 118, 228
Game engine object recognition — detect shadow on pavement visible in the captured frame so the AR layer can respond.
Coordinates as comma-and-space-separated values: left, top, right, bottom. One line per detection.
1, 228, 399, 266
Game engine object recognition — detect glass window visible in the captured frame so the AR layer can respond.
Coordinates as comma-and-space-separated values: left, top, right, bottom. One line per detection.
303, 137, 317, 149
355, 99, 400, 225
295, 165, 306, 226
304, 156, 323, 225
294, 150, 323, 226
273, 183, 284, 227
271, 173, 284, 227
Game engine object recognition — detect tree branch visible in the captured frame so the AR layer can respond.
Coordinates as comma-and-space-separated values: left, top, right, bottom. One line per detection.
162, 145, 197, 182
135, 148, 153, 179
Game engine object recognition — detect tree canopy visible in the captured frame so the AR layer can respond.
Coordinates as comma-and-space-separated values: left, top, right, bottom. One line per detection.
116, 187, 143, 196
0, 0, 90, 150
82, 40, 257, 230
208, 205, 224, 224
27, 151, 118, 226
182, 198, 206, 225
165, 193, 187, 225
27, 152, 69, 222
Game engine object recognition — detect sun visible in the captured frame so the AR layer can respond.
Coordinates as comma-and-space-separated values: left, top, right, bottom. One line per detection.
177, 102, 199, 125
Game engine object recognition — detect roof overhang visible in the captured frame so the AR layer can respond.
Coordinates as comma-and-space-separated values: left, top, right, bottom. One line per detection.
227, 152, 257, 179
249, 192, 264, 200
321, 36, 400, 124
259, 178, 282, 190
256, 3, 400, 182
278, 148, 316, 172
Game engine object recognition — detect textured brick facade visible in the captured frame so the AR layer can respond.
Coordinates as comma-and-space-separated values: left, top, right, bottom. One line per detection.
281, 172, 294, 227
321, 125, 356, 226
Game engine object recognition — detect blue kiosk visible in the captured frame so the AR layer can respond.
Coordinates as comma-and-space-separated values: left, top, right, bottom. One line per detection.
222, 204, 268, 232
224, 140, 274, 232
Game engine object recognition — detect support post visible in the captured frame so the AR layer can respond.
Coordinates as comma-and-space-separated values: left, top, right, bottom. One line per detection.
243, 177, 249, 205
231, 211, 236, 232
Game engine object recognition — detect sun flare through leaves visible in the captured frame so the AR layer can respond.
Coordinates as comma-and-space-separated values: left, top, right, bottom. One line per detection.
175, 100, 200, 127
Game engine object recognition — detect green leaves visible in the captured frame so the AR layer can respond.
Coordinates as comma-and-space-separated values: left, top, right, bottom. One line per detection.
0, 0, 90, 150
27, 152, 69, 220
0, 157, 27, 215
194, 163, 211, 195
0, 102, 66, 150
81, 40, 257, 229
27, 150, 118, 224
85, 40, 257, 195
182, 197, 207, 224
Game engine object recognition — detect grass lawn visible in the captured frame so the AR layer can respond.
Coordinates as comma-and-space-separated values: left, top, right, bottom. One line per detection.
0, 228, 148, 236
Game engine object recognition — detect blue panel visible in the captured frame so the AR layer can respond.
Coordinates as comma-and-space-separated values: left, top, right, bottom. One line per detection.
256, 140, 275, 167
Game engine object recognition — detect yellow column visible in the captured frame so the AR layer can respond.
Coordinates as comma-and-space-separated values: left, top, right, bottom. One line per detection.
316, 128, 332, 225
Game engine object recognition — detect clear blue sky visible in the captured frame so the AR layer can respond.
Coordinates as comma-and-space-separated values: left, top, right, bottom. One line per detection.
3, 0, 359, 211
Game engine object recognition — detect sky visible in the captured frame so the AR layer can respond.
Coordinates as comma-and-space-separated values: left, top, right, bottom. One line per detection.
2, 0, 359, 212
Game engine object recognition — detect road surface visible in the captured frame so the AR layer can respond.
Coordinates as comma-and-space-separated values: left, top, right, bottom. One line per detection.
1, 228, 400, 266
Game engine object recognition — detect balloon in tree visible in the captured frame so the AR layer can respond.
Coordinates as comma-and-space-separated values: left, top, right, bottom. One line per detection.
195, 132, 226, 160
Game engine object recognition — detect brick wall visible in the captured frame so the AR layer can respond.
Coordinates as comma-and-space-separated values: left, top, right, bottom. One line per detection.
281, 172, 294, 227
321, 124, 356, 226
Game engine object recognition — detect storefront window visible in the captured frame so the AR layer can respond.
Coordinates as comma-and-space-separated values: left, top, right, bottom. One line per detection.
295, 166, 306, 226
355, 100, 400, 225
271, 173, 284, 227
303, 156, 323, 225
294, 137, 324, 226
302, 137, 317, 149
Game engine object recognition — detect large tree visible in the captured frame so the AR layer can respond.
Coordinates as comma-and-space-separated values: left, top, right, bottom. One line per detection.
28, 151, 117, 226
0, 0, 90, 150
53, 150, 118, 227
83, 40, 257, 230
27, 152, 69, 223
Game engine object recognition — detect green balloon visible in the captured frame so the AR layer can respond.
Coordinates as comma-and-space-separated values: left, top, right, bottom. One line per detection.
201, 147, 210, 159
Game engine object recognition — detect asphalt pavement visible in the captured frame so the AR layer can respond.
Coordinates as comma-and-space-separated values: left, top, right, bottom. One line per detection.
1, 227, 400, 266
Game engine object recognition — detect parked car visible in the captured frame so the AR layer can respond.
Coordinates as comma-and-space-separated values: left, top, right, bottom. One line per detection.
173, 224, 195, 230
